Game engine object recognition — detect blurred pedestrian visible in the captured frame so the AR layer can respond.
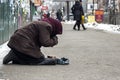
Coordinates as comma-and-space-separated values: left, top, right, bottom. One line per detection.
56, 9, 63, 21
71, 1, 86, 30
50, 9, 56, 19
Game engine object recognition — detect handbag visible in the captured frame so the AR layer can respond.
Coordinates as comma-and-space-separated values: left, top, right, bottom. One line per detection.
81, 15, 84, 24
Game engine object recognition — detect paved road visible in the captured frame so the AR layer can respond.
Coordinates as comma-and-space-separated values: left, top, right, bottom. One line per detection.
0, 23, 120, 80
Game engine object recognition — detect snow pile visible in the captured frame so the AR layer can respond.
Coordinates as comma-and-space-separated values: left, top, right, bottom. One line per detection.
85, 22, 120, 34
64, 21, 120, 34
0, 42, 10, 60
64, 20, 75, 24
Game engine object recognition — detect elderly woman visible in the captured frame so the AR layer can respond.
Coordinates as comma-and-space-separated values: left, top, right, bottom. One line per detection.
3, 17, 69, 65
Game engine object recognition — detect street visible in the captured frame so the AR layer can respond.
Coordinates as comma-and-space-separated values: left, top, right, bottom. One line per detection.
0, 23, 120, 80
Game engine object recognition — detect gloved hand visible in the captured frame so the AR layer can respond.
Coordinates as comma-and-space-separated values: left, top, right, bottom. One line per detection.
52, 36, 58, 45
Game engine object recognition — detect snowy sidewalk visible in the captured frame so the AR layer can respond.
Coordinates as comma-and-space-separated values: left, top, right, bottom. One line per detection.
0, 22, 120, 62
0, 22, 120, 58
63, 21, 120, 34
0, 23, 120, 80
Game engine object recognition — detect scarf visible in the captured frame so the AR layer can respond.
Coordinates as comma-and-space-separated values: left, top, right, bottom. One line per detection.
41, 17, 62, 36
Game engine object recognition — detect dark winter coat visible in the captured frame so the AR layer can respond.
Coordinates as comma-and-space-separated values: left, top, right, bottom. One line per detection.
56, 9, 63, 21
8, 18, 62, 58
71, 1, 84, 20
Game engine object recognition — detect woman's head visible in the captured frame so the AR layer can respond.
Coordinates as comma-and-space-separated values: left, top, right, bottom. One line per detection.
41, 18, 63, 36
75, 1, 80, 5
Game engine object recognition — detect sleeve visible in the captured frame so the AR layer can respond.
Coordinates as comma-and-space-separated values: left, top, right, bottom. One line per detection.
71, 5, 75, 14
38, 26, 58, 47
81, 6, 84, 15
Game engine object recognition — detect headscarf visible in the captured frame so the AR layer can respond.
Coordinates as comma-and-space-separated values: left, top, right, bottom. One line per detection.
41, 17, 62, 36
79, 0, 82, 2
75, 1, 80, 5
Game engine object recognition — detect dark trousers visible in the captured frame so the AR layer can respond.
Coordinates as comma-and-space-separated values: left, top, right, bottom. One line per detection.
73, 20, 80, 30
73, 20, 86, 30
3, 49, 57, 65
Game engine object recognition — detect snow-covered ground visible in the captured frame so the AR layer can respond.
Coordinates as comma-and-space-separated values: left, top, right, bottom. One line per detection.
0, 21, 120, 60
0, 41, 10, 62
64, 20, 120, 34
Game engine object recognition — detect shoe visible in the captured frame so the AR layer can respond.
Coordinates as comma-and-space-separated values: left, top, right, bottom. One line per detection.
57, 57, 69, 65
3, 50, 21, 64
84, 28, 87, 30
73, 27, 76, 30
78, 28, 80, 31
3, 50, 15, 64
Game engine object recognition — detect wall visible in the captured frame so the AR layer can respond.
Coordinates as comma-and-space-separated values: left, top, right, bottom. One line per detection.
0, 0, 18, 45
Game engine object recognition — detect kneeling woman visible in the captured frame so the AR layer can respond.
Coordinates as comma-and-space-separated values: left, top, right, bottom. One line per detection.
3, 17, 69, 65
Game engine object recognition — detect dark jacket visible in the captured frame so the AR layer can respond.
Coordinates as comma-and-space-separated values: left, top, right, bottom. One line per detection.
71, 1, 84, 20
56, 9, 63, 21
8, 21, 59, 58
